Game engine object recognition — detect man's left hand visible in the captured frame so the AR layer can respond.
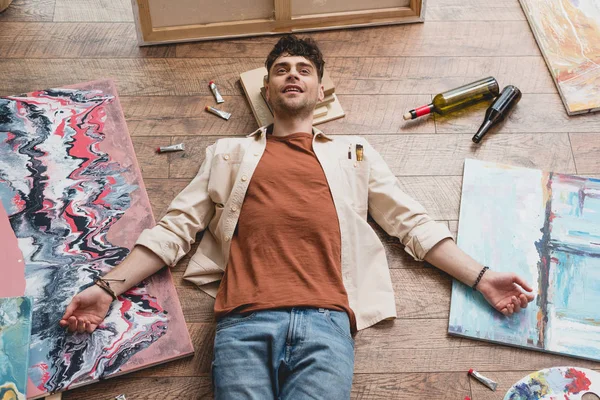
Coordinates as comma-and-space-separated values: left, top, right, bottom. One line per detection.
477, 270, 535, 316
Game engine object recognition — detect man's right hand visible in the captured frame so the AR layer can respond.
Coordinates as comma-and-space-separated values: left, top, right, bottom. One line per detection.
59, 285, 114, 333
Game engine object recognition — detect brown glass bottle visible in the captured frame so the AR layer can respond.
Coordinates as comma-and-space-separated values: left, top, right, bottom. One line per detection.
404, 77, 500, 120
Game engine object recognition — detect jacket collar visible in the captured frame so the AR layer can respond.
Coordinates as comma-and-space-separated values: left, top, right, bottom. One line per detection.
246, 124, 333, 141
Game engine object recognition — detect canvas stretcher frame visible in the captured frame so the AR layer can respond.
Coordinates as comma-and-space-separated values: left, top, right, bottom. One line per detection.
131, 0, 424, 45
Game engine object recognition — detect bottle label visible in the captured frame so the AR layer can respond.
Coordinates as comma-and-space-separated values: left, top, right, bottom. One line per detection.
415, 104, 433, 117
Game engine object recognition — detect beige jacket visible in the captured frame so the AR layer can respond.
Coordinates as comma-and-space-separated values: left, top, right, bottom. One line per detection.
136, 126, 452, 330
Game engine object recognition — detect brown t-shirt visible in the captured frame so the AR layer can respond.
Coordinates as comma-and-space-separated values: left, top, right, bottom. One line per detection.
214, 131, 356, 332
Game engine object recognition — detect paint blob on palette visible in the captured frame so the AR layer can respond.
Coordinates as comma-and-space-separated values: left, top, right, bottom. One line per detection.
0, 81, 193, 398
0, 296, 33, 400
504, 367, 600, 400
449, 159, 600, 362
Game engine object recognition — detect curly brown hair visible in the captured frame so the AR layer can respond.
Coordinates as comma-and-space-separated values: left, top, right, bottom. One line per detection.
265, 34, 325, 82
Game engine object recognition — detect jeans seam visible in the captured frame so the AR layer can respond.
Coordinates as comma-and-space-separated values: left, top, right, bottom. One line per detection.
215, 312, 257, 331
325, 311, 354, 346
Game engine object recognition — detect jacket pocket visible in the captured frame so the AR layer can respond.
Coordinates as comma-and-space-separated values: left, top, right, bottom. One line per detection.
338, 159, 369, 218
208, 152, 243, 205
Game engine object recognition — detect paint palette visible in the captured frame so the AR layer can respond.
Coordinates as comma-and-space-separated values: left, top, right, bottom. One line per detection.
504, 367, 600, 399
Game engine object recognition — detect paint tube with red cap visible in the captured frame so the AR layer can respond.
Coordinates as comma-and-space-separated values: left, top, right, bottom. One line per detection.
209, 81, 225, 104
468, 369, 497, 391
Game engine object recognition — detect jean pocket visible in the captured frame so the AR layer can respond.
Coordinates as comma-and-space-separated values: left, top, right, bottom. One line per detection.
215, 312, 257, 331
325, 310, 354, 346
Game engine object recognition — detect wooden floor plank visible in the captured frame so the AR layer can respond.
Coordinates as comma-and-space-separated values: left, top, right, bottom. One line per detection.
61, 373, 472, 399
62, 376, 213, 400
132, 136, 171, 179
434, 94, 600, 134
569, 133, 600, 175
0, 56, 556, 97
162, 134, 575, 179
53, 0, 133, 22
351, 372, 470, 400
115, 319, 600, 378
123, 93, 600, 137
122, 94, 437, 136
0, 0, 54, 21
425, 0, 526, 21
0, 22, 174, 58
176, 21, 540, 58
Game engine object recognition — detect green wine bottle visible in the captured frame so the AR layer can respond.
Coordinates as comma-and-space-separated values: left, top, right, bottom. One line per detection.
403, 77, 500, 120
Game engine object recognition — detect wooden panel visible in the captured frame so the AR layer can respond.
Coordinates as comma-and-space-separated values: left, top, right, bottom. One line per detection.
0, 0, 54, 21
435, 94, 600, 134
0, 23, 175, 58
62, 373, 470, 400
351, 373, 470, 400
367, 134, 575, 176
132, 136, 171, 179
124, 98, 257, 137
121, 94, 436, 136
274, 0, 291, 20
292, 0, 410, 17
426, 0, 525, 21
148, 0, 274, 27
0, 57, 555, 97
114, 319, 600, 376
569, 133, 600, 175
176, 21, 539, 58
397, 176, 462, 220
134, 0, 422, 45
328, 56, 556, 95
62, 376, 214, 399
144, 179, 190, 219
54, 0, 134, 22
163, 134, 574, 179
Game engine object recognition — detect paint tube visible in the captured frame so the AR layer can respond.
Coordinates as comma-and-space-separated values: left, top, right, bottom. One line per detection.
115, 395, 127, 400
156, 143, 185, 153
468, 369, 497, 391
209, 81, 225, 103
205, 106, 231, 120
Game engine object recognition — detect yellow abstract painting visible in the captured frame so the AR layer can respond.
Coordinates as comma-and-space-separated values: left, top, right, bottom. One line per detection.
520, 0, 600, 115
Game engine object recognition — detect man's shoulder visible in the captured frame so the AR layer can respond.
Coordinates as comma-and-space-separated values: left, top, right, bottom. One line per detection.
211, 136, 255, 151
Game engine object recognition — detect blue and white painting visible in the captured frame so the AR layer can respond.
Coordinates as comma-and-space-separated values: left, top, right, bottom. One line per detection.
449, 159, 600, 361
0, 296, 33, 400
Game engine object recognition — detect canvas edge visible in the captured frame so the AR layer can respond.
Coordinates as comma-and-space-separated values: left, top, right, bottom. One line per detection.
517, 0, 600, 116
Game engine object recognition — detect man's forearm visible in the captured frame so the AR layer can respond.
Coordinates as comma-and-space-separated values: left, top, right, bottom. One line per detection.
424, 238, 483, 287
101, 245, 166, 296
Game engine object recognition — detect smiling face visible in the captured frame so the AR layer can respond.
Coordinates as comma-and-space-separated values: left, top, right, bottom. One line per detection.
265, 54, 325, 120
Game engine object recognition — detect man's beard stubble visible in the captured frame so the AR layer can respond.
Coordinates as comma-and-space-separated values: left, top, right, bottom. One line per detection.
269, 95, 318, 119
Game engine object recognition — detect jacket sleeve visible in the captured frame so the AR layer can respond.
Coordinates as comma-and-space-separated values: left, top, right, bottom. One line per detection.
135, 144, 216, 267
363, 138, 452, 261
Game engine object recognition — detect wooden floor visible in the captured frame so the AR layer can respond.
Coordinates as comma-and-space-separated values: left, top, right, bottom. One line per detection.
2, 0, 600, 399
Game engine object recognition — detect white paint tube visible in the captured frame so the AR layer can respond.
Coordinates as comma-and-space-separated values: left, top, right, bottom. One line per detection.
468, 369, 497, 391
156, 143, 185, 153
209, 81, 225, 103
205, 106, 231, 120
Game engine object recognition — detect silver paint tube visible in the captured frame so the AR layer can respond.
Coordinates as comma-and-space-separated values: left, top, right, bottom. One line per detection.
205, 106, 231, 120
209, 81, 225, 103
468, 369, 497, 391
156, 143, 185, 153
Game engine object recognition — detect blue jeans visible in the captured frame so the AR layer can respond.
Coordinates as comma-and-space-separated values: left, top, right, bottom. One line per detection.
212, 308, 355, 400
